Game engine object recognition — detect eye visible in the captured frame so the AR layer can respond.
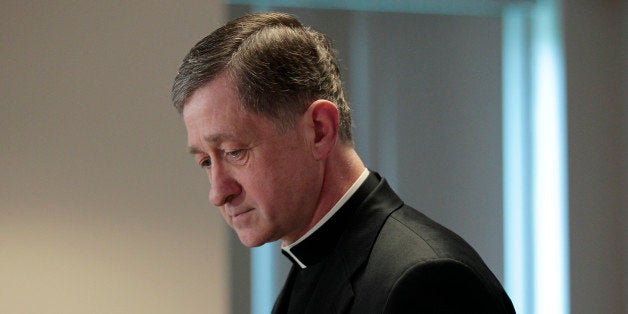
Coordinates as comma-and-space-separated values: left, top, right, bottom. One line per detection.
199, 157, 212, 169
224, 149, 248, 165
225, 150, 243, 159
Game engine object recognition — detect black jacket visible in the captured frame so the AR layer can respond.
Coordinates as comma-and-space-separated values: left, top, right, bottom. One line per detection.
273, 172, 515, 313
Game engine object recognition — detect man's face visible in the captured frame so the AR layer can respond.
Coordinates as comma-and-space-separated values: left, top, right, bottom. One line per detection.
183, 75, 323, 247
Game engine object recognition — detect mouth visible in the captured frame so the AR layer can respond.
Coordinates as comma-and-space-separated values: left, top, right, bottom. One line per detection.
232, 208, 253, 218
229, 208, 254, 227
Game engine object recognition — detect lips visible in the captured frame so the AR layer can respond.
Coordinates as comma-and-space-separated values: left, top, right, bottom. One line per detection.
230, 208, 254, 228
231, 208, 253, 218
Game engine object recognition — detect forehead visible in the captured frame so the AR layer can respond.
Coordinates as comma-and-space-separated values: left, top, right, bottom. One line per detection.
182, 76, 275, 149
183, 73, 239, 115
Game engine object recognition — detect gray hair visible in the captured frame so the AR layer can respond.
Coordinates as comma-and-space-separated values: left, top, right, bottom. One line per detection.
171, 12, 352, 143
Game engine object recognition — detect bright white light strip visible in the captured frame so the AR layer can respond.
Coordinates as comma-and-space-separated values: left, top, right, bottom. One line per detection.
503, 4, 529, 313
251, 243, 276, 314
504, 1, 569, 313
531, 1, 569, 314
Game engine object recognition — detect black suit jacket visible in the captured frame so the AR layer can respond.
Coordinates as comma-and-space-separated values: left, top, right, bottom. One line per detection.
273, 172, 515, 313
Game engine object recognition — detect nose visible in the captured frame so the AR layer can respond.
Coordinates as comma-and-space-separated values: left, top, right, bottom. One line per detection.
208, 164, 242, 207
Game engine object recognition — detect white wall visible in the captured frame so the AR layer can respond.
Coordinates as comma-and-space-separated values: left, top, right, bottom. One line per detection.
1, 1, 229, 313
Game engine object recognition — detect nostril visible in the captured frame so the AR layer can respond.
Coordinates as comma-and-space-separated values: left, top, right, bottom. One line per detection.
224, 194, 235, 204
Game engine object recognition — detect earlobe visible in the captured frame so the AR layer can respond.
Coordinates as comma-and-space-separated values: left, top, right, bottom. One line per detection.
308, 100, 339, 160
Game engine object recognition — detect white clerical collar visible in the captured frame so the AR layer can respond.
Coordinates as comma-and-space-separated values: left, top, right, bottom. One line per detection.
282, 168, 370, 268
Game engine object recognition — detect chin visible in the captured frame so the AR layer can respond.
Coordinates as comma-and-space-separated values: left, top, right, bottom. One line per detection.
236, 232, 270, 248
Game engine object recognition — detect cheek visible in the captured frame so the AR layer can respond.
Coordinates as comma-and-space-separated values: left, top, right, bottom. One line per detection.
255, 162, 317, 208
241, 139, 317, 209
218, 206, 233, 227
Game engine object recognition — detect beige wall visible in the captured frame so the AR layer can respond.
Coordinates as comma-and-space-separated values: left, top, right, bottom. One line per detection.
565, 1, 627, 313
1, 1, 229, 313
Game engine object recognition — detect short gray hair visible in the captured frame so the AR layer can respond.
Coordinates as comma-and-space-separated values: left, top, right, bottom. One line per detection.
172, 12, 353, 143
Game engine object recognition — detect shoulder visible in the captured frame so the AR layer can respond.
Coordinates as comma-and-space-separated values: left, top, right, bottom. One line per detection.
381, 258, 514, 313
371, 205, 485, 268
350, 205, 515, 313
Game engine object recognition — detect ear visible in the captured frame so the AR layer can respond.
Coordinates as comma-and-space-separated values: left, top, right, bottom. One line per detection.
304, 99, 339, 160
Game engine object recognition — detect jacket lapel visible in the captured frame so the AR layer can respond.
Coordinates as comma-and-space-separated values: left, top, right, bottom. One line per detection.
305, 175, 404, 313
272, 265, 296, 314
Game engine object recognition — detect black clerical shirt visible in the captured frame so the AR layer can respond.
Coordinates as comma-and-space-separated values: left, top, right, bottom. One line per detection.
275, 170, 377, 314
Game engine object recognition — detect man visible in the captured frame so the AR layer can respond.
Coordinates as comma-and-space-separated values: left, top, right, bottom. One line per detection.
172, 12, 515, 314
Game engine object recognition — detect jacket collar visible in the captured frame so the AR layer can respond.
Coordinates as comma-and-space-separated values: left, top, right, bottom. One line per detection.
273, 172, 404, 313
281, 171, 378, 268
310, 173, 403, 313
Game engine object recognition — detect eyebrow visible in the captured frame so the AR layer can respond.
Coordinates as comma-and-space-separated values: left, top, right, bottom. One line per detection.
187, 133, 237, 155
188, 146, 204, 155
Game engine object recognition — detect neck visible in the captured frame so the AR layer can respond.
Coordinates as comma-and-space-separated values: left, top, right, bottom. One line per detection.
282, 145, 366, 245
